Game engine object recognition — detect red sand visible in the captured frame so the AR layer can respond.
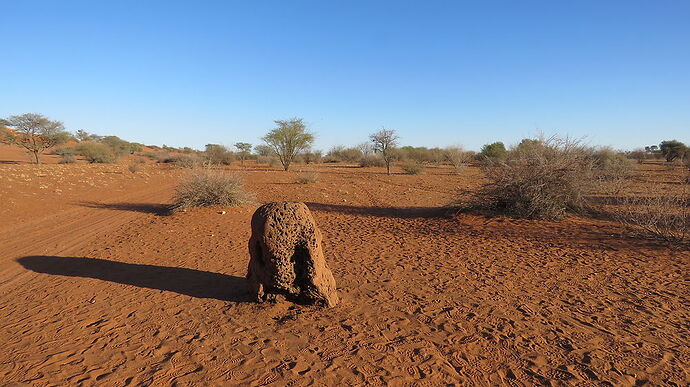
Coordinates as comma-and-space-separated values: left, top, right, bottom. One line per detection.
0, 145, 688, 386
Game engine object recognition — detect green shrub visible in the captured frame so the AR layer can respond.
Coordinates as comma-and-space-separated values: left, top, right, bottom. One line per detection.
480, 142, 507, 161
52, 145, 77, 156
172, 171, 253, 210
205, 144, 235, 165
76, 142, 117, 163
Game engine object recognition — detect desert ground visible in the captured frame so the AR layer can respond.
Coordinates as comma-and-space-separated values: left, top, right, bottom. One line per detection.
0, 144, 688, 386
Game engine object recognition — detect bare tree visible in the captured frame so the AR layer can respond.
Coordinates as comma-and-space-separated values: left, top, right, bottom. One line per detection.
262, 118, 314, 171
4, 113, 70, 164
444, 146, 473, 174
370, 128, 399, 175
234, 142, 252, 165
357, 142, 374, 156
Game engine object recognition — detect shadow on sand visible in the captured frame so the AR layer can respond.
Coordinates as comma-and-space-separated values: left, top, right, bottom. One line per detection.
17, 256, 252, 302
78, 201, 172, 216
305, 202, 451, 219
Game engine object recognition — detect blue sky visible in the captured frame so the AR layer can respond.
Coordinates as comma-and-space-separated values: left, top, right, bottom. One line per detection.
1, 1, 689, 151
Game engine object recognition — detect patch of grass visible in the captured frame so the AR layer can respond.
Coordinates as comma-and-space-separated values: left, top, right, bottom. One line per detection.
295, 170, 319, 184
127, 162, 141, 173
172, 171, 253, 210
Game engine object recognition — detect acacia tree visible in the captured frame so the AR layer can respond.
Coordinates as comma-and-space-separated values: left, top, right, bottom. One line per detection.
262, 118, 314, 171
4, 113, 70, 164
659, 140, 687, 162
370, 128, 399, 175
234, 142, 252, 165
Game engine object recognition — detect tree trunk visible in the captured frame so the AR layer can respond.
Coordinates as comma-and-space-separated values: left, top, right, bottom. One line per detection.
33, 151, 40, 164
386, 161, 391, 175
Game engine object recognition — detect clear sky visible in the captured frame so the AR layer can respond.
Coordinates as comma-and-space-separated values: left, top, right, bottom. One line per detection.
2, 1, 689, 151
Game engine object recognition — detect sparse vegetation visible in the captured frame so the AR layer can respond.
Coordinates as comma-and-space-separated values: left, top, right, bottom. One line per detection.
3, 113, 71, 164
611, 185, 689, 243
172, 171, 253, 210
301, 150, 322, 164
659, 140, 687, 162
234, 142, 252, 165
127, 161, 141, 173
205, 144, 234, 165
401, 161, 424, 175
470, 136, 594, 220
591, 147, 634, 194
479, 142, 507, 161
295, 170, 319, 184
444, 146, 473, 174
262, 118, 314, 171
76, 142, 117, 163
58, 154, 77, 164
325, 146, 362, 163
370, 128, 399, 175
52, 145, 77, 157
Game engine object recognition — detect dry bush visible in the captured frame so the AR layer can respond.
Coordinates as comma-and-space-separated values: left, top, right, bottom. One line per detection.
359, 154, 385, 167
59, 154, 76, 164
610, 185, 689, 243
295, 170, 319, 184
444, 146, 472, 174
172, 171, 253, 210
325, 146, 363, 163
175, 155, 204, 169
52, 145, 76, 156
471, 136, 594, 220
158, 154, 203, 168
401, 161, 424, 175
127, 162, 141, 173
591, 147, 634, 194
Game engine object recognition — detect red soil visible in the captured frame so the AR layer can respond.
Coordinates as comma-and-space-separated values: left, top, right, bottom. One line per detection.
0, 144, 688, 386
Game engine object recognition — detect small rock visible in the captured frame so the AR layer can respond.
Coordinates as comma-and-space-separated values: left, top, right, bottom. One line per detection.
219, 211, 226, 215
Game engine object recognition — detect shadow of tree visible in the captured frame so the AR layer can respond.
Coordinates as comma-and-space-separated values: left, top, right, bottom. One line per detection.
78, 201, 172, 216
17, 256, 252, 302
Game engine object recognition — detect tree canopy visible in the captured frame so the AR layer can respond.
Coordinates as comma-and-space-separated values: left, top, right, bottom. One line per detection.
262, 118, 314, 171
659, 140, 687, 162
4, 113, 70, 163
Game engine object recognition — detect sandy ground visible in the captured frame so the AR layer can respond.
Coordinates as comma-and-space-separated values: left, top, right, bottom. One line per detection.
0, 145, 688, 386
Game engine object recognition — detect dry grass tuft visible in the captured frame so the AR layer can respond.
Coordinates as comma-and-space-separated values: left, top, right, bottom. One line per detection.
172, 171, 254, 210
295, 170, 319, 184
59, 154, 76, 164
